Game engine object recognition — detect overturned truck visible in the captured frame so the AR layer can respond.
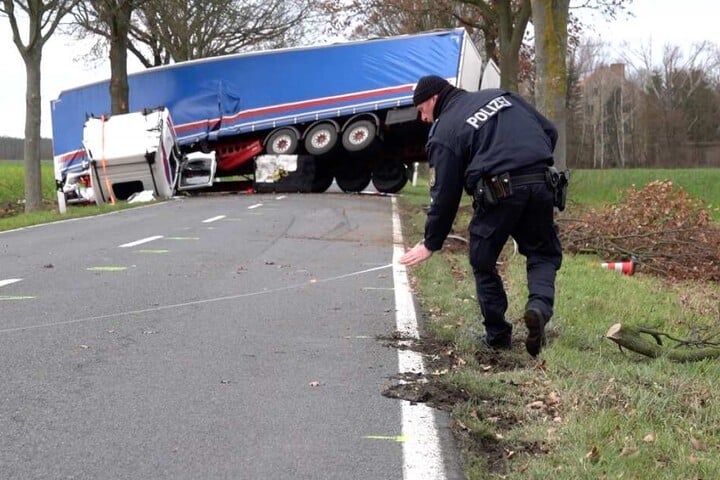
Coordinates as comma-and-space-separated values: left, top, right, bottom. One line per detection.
51, 28, 497, 204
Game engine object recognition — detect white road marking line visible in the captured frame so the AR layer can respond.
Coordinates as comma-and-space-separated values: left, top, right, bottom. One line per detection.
118, 235, 164, 248
275, 195, 287, 200
391, 197, 446, 480
202, 215, 226, 223
0, 279, 22, 288
248, 203, 263, 209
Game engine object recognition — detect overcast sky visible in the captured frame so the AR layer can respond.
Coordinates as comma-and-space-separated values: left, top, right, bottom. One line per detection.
0, 0, 717, 140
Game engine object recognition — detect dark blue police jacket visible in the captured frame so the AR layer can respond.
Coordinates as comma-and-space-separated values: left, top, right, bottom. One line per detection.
422, 88, 558, 251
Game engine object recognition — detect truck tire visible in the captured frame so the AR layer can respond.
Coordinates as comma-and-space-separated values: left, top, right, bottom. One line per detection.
304, 122, 338, 156
311, 158, 334, 193
341, 120, 376, 152
372, 159, 408, 193
266, 127, 299, 154
335, 158, 371, 192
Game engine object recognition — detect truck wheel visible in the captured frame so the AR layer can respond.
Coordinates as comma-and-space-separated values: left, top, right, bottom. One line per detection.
311, 158, 334, 193
372, 159, 408, 193
304, 123, 338, 156
335, 158, 371, 192
266, 128, 299, 154
342, 120, 376, 152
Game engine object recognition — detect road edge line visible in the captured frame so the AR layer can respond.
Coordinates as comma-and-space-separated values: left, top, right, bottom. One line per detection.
391, 196, 447, 480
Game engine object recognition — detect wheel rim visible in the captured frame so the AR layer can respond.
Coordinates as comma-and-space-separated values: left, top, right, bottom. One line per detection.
272, 135, 293, 154
310, 130, 331, 149
347, 126, 370, 147
267, 128, 298, 154
305, 124, 337, 155
342, 120, 376, 152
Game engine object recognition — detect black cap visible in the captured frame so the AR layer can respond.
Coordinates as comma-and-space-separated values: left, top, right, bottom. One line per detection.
412, 75, 450, 106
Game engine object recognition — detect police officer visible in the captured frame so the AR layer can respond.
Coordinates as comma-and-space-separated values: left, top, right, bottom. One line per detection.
399, 75, 562, 357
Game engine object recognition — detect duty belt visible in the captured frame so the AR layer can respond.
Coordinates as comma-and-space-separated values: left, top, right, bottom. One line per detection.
485, 171, 546, 199
473, 170, 548, 210
506, 172, 547, 186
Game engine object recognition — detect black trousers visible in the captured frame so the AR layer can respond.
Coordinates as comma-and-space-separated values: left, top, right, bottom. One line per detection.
468, 182, 562, 344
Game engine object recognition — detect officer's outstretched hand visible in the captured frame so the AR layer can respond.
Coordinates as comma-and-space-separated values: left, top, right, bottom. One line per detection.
399, 242, 433, 267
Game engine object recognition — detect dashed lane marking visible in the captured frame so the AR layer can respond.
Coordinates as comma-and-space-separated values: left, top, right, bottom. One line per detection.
248, 203, 263, 209
118, 235, 163, 248
86, 266, 128, 272
0, 295, 35, 301
0, 279, 22, 288
364, 435, 409, 442
202, 215, 226, 223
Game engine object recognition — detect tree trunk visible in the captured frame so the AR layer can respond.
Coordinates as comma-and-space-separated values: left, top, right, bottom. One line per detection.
108, 0, 133, 114
2, 0, 79, 212
23, 50, 44, 212
530, 0, 568, 170
605, 324, 720, 362
495, 0, 531, 92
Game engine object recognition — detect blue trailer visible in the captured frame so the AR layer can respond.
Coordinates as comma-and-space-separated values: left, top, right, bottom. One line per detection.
51, 28, 491, 201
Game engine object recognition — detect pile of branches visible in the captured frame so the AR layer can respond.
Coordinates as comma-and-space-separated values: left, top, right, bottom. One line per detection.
559, 180, 720, 282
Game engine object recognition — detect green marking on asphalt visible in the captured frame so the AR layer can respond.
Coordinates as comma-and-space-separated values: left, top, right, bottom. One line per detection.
363, 435, 408, 442
86, 266, 127, 272
136, 249, 170, 254
0, 295, 35, 301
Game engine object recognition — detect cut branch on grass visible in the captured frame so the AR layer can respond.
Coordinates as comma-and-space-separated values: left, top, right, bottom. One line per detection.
605, 323, 720, 362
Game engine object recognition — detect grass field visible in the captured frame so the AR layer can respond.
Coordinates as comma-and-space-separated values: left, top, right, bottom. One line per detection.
398, 171, 720, 479
0, 160, 140, 230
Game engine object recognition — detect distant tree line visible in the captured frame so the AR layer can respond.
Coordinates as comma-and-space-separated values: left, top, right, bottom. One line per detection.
568, 40, 720, 168
0, 136, 53, 161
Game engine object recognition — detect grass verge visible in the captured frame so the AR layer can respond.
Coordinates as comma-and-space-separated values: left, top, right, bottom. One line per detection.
0, 160, 146, 232
397, 173, 720, 479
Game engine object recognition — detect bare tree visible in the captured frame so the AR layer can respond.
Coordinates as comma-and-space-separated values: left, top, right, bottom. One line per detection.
132, 0, 315, 65
1, 0, 80, 212
462, 0, 532, 92
327, 0, 532, 91
72, 1, 135, 115
527, 0, 632, 170
623, 41, 720, 164
71, 0, 317, 71
339, 0, 461, 38
567, 38, 603, 166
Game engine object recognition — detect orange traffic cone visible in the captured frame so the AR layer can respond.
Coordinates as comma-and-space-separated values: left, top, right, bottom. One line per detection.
600, 258, 636, 276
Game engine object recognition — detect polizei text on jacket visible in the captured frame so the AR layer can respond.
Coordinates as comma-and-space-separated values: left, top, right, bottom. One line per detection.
465, 96, 512, 129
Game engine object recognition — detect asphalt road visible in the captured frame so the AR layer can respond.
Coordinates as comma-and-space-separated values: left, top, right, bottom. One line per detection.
0, 192, 462, 480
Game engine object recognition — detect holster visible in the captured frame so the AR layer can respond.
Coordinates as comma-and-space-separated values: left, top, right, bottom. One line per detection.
545, 166, 570, 211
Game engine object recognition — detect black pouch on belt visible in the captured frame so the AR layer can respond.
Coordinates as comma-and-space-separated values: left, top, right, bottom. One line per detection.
487, 172, 513, 199
545, 166, 570, 211
473, 174, 508, 211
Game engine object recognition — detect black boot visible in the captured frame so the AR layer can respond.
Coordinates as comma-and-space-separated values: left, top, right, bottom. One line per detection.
523, 308, 547, 357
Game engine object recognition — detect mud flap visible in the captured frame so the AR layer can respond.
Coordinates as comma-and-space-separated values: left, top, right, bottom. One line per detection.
254, 154, 316, 193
